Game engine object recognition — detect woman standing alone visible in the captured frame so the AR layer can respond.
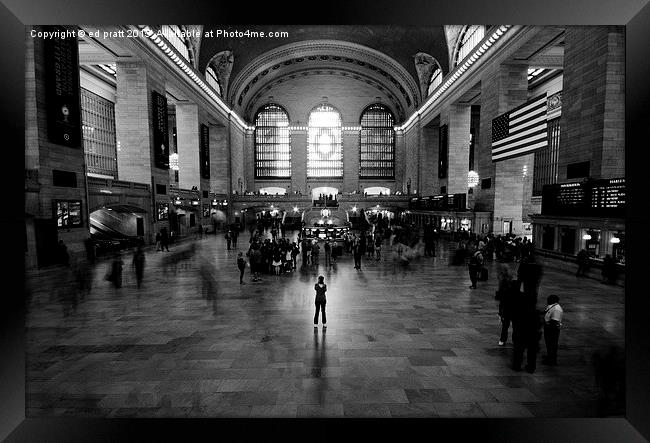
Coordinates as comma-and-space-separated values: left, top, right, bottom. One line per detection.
314, 275, 327, 328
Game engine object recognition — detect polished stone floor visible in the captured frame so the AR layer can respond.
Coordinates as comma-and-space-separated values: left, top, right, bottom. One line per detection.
25, 231, 624, 418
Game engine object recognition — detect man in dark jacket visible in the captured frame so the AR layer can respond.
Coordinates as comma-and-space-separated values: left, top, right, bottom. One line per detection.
576, 249, 589, 277
511, 292, 543, 373
468, 248, 484, 289
497, 269, 517, 346
517, 255, 543, 300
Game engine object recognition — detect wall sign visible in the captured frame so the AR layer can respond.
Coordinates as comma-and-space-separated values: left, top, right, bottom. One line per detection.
44, 26, 82, 147
438, 124, 448, 179
200, 124, 210, 179
152, 90, 170, 169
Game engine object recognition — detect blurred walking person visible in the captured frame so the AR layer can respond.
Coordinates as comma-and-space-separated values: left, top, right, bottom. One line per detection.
107, 252, 124, 289
132, 245, 146, 289
237, 251, 247, 284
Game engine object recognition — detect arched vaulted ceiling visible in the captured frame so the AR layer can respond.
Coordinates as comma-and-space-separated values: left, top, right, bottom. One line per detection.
197, 25, 450, 123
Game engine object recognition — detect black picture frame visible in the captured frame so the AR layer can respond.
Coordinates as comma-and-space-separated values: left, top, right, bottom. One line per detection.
5, 2, 650, 442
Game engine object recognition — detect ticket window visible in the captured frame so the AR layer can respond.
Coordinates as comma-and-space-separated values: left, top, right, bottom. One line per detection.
611, 232, 625, 264
559, 227, 576, 255
582, 229, 601, 258
542, 226, 555, 250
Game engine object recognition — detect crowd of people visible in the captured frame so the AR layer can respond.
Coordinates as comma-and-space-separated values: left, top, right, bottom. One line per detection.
47, 213, 623, 388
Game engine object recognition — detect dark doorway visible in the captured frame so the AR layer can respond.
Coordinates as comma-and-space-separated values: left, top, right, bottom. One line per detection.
34, 218, 58, 267
136, 217, 144, 237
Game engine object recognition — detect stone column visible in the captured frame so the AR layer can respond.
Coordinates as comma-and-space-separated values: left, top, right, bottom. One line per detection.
403, 122, 421, 195
209, 125, 229, 194
176, 102, 200, 191
243, 130, 255, 191
420, 122, 440, 196
394, 130, 406, 193
115, 61, 169, 235
290, 128, 307, 194
342, 128, 360, 193
115, 61, 164, 185
492, 64, 531, 236
558, 26, 625, 181
476, 62, 529, 235
444, 104, 471, 197
229, 119, 245, 195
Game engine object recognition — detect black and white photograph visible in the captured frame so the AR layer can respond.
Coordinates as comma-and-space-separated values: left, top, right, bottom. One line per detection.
3, 0, 650, 440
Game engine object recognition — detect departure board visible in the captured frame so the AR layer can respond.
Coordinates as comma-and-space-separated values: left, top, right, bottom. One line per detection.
590, 178, 625, 211
542, 178, 625, 216
556, 182, 586, 208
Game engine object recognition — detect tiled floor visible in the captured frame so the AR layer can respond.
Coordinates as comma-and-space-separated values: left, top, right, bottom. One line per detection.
25, 231, 625, 417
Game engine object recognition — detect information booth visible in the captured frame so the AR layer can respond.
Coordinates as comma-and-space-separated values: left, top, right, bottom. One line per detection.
302, 226, 349, 244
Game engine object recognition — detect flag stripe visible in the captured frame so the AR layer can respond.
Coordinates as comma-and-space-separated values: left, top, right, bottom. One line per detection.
492, 140, 548, 161
493, 133, 548, 156
492, 119, 547, 148
507, 93, 548, 116
493, 130, 547, 154
511, 99, 547, 122
492, 93, 548, 162
509, 113, 547, 134
510, 102, 547, 126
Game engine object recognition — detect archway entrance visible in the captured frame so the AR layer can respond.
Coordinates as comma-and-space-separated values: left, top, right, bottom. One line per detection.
312, 186, 338, 207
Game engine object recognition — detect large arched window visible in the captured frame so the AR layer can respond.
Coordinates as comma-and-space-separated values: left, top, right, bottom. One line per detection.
359, 104, 395, 179
205, 66, 222, 95
454, 25, 486, 67
161, 25, 191, 63
427, 62, 443, 96
255, 104, 291, 178
308, 104, 342, 178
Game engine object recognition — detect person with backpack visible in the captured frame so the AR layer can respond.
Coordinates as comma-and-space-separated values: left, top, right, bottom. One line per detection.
468, 247, 484, 289
225, 230, 232, 250
313, 275, 327, 328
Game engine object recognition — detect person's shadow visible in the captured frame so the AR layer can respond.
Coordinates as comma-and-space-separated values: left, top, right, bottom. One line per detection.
311, 327, 328, 405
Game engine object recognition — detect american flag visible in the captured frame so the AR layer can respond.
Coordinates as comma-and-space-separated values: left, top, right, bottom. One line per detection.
492, 93, 548, 162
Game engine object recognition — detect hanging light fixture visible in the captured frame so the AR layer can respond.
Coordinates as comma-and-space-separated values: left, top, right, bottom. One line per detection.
582, 234, 592, 240
467, 170, 479, 188
610, 236, 620, 244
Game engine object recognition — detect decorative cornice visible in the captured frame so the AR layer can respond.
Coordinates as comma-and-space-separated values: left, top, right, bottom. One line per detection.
244, 67, 405, 122
229, 40, 421, 117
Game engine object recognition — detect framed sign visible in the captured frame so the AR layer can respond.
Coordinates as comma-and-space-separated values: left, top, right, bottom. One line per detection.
200, 124, 210, 179
44, 26, 82, 147
152, 90, 170, 169
157, 202, 169, 220
54, 200, 82, 228
202, 204, 210, 217
438, 124, 448, 179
